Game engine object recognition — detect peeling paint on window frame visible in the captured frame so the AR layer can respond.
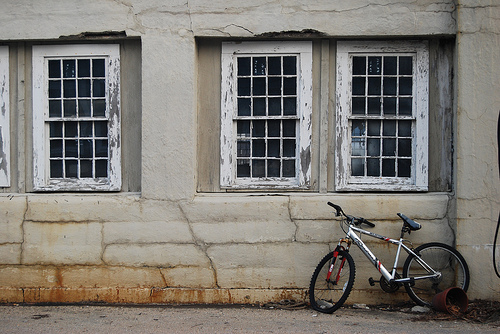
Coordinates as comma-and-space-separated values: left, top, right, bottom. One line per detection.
0, 46, 10, 187
220, 41, 312, 189
32, 44, 121, 192
335, 41, 429, 192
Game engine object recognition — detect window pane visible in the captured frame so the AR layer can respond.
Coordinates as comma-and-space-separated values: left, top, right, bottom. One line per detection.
92, 79, 106, 97
398, 159, 411, 177
64, 100, 77, 117
63, 60, 76, 78
252, 120, 265, 137
49, 81, 61, 98
268, 98, 281, 115
252, 159, 265, 177
283, 77, 296, 95
66, 160, 78, 178
268, 77, 281, 95
49, 100, 62, 118
50, 122, 63, 137
399, 77, 412, 95
367, 158, 380, 176
268, 160, 280, 177
252, 77, 266, 95
383, 57, 397, 75
95, 160, 108, 177
352, 120, 365, 137
399, 97, 412, 115
268, 120, 280, 137
80, 121, 93, 137
282, 159, 295, 177
367, 138, 380, 156
253, 139, 265, 157
368, 97, 381, 115
368, 77, 381, 95
268, 57, 281, 75
237, 57, 251, 76
399, 56, 413, 75
238, 78, 251, 96
383, 97, 396, 115
283, 139, 295, 157
50, 140, 63, 158
382, 138, 396, 156
352, 77, 365, 95
352, 138, 365, 156
79, 139, 93, 159
283, 97, 296, 115
268, 139, 280, 157
253, 57, 266, 76
237, 141, 250, 157
92, 59, 106, 77
50, 160, 63, 178
383, 120, 396, 136
93, 99, 106, 117
383, 77, 397, 95
351, 158, 364, 176
65, 140, 78, 158
352, 97, 365, 115
368, 56, 382, 75
237, 120, 250, 137
352, 56, 366, 75
95, 140, 108, 157
237, 159, 250, 177
80, 160, 93, 178
78, 59, 90, 77
78, 79, 91, 97
78, 99, 91, 117
283, 120, 296, 137
237, 98, 251, 116
382, 159, 395, 176
398, 120, 412, 137
398, 138, 412, 157
283, 56, 296, 75
253, 98, 266, 116
63, 80, 76, 98
64, 122, 77, 137
95, 121, 108, 137
367, 120, 380, 136
49, 60, 61, 78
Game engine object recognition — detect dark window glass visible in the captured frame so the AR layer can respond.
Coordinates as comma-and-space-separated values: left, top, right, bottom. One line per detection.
268, 139, 280, 157
252, 159, 265, 177
237, 120, 250, 137
253, 57, 266, 75
64, 100, 77, 117
63, 60, 76, 78
92, 59, 106, 77
399, 77, 412, 95
268, 120, 280, 137
50, 140, 63, 158
367, 158, 380, 176
64, 122, 78, 137
398, 159, 411, 177
237, 160, 250, 177
48, 60, 61, 78
268, 77, 281, 95
253, 139, 266, 157
268, 57, 281, 75
268, 160, 280, 177
50, 122, 63, 138
383, 120, 396, 136
351, 158, 364, 176
80, 160, 93, 178
95, 139, 108, 157
367, 120, 380, 136
63, 80, 76, 98
49, 81, 61, 98
79, 139, 93, 159
382, 138, 396, 156
252, 77, 266, 95
382, 159, 395, 177
78, 99, 91, 117
283, 139, 295, 157
352, 97, 365, 115
399, 56, 413, 75
237, 57, 251, 76
49, 100, 62, 118
253, 98, 266, 116
383, 77, 397, 95
50, 160, 63, 178
92, 79, 106, 97
283, 56, 296, 75
282, 160, 295, 177
93, 99, 106, 117
65, 140, 78, 158
283, 120, 296, 137
78, 79, 91, 97
367, 138, 380, 156
65, 160, 78, 178
398, 138, 412, 157
352, 77, 365, 95
283, 77, 296, 95
383, 97, 396, 115
237, 98, 251, 116
352, 57, 366, 75
368, 97, 381, 115
237, 141, 250, 157
368, 77, 381, 95
268, 98, 281, 115
368, 57, 382, 75
78, 59, 90, 77
383, 57, 397, 75
95, 160, 108, 177
252, 120, 265, 137
399, 97, 412, 115
238, 78, 251, 96
80, 121, 93, 137
94, 121, 108, 137
283, 97, 296, 115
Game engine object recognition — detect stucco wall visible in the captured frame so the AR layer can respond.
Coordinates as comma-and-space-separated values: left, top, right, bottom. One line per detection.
0, 0, 498, 305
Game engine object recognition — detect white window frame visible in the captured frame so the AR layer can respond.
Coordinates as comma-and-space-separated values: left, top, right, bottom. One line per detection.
336, 41, 429, 191
0, 46, 10, 187
220, 41, 312, 189
32, 44, 121, 191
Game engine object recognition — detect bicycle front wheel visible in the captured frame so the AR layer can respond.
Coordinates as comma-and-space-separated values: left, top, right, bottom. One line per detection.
403, 242, 470, 306
309, 250, 355, 313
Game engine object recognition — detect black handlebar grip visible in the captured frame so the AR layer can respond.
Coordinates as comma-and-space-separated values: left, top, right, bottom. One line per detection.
327, 202, 342, 216
362, 218, 376, 228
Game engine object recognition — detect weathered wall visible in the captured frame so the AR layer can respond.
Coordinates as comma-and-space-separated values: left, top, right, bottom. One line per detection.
455, 0, 500, 300
0, 0, 498, 305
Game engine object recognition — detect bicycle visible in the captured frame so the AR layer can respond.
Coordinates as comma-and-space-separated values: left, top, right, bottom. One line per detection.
309, 202, 470, 314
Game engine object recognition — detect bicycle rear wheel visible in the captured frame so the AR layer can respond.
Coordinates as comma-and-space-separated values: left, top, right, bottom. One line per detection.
309, 250, 355, 313
403, 242, 470, 306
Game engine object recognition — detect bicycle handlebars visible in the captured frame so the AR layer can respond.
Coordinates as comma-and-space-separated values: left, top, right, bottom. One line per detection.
327, 202, 376, 228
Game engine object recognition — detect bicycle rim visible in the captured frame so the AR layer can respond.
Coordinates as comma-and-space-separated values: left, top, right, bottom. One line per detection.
403, 243, 469, 306
309, 250, 355, 313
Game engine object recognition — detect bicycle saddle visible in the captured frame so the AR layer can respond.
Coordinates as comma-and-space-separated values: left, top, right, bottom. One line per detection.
397, 213, 421, 231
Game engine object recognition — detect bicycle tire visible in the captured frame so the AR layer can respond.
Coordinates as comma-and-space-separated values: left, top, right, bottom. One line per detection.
309, 250, 355, 313
403, 242, 470, 306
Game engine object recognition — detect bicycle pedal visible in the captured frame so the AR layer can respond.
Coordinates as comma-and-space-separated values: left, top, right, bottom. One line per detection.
368, 277, 379, 286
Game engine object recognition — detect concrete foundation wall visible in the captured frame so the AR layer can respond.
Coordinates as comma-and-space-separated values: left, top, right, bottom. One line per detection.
0, 0, 499, 305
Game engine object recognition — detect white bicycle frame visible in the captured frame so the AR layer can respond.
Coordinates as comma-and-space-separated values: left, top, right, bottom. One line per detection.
341, 222, 441, 284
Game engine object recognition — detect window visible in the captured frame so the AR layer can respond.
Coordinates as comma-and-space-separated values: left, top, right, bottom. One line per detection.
32, 44, 121, 191
220, 41, 312, 189
0, 46, 10, 187
336, 41, 429, 191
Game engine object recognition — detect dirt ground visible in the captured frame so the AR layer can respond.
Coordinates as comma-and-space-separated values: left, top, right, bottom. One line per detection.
0, 300, 498, 334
